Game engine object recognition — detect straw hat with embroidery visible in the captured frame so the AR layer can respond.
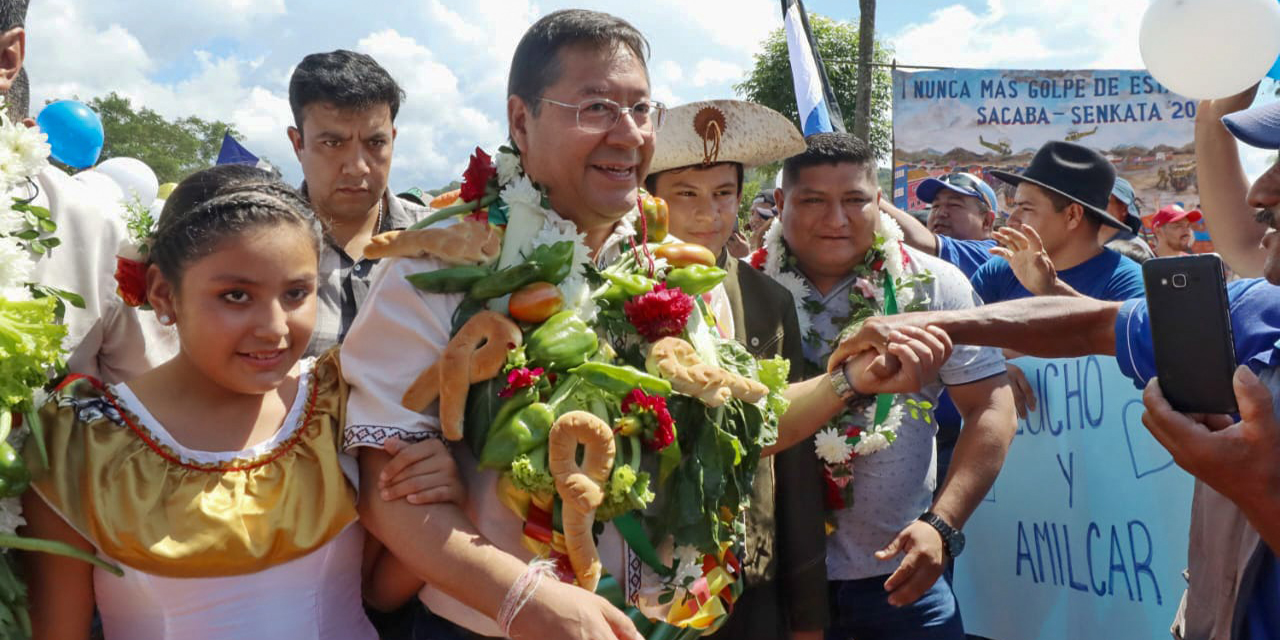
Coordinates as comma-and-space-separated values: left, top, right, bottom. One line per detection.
648, 100, 806, 175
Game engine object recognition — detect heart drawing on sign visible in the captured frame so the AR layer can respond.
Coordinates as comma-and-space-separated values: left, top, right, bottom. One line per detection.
1121, 398, 1176, 479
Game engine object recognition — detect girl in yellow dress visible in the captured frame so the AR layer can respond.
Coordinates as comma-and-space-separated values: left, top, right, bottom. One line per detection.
17, 167, 455, 639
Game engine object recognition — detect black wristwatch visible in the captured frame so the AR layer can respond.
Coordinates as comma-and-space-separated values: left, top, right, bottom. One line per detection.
918, 511, 965, 558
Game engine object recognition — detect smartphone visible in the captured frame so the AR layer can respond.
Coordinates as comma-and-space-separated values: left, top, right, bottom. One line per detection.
1142, 254, 1237, 414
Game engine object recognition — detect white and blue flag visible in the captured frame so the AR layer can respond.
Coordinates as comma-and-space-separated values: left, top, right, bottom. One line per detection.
781, 0, 845, 136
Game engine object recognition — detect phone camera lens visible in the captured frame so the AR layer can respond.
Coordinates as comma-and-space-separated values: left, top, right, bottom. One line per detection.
1172, 273, 1188, 288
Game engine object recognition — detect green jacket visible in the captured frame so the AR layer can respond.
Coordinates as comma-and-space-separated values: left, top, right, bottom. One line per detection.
707, 256, 829, 637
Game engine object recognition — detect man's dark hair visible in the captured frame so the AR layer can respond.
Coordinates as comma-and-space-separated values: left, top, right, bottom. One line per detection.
643, 162, 743, 197
508, 10, 649, 116
0, 0, 27, 30
288, 50, 405, 132
782, 132, 877, 188
7, 67, 26, 120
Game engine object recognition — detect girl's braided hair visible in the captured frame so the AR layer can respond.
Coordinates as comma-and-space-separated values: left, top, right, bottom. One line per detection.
149, 165, 323, 284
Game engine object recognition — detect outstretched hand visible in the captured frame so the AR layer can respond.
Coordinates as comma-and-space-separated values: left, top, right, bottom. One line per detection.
842, 325, 954, 396
990, 224, 1059, 296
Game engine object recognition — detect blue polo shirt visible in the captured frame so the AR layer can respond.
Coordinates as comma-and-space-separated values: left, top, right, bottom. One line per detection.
970, 248, 1145, 304
1115, 278, 1280, 639
936, 236, 997, 280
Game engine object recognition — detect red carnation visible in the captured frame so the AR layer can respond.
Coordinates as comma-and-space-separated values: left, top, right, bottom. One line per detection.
871, 258, 884, 271
624, 283, 694, 342
499, 366, 544, 398
114, 256, 148, 307
460, 147, 496, 202
821, 467, 846, 511
622, 389, 675, 450
749, 247, 767, 271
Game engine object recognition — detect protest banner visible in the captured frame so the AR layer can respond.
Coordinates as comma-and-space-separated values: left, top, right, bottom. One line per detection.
951, 356, 1194, 640
891, 68, 1215, 252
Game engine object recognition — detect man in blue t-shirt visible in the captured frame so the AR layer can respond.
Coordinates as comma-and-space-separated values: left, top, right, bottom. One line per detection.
971, 140, 1144, 304
879, 172, 1000, 279
832, 99, 1280, 640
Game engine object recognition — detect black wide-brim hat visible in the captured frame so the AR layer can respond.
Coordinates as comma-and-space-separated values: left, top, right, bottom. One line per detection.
991, 141, 1127, 231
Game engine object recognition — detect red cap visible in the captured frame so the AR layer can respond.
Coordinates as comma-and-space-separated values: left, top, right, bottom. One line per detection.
1151, 204, 1202, 229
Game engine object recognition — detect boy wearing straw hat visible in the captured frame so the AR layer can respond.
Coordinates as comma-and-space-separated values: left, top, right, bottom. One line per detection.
645, 99, 828, 640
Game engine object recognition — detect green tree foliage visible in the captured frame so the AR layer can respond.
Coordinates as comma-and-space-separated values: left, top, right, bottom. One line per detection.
735, 14, 894, 158
87, 93, 242, 184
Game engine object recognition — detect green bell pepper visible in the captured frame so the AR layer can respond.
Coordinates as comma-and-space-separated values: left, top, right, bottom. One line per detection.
479, 402, 556, 469
527, 310, 599, 370
528, 241, 575, 285
570, 362, 672, 397
0, 443, 30, 498
599, 272, 656, 302
664, 265, 726, 296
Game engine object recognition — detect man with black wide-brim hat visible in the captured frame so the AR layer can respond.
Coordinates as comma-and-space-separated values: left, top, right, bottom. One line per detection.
968, 140, 1145, 305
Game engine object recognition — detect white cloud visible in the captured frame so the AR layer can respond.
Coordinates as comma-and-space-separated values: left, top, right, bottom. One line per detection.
889, 0, 1148, 69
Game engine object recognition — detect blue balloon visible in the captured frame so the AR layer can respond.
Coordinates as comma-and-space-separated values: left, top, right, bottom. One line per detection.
36, 100, 104, 169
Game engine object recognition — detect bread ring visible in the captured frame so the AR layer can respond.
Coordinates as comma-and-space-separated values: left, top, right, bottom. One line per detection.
401, 310, 522, 441
364, 220, 503, 266
548, 411, 615, 592
646, 337, 769, 407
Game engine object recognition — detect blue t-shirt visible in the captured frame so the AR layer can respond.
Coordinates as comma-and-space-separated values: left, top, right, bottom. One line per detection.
970, 248, 1145, 304
936, 236, 997, 280
1115, 278, 1280, 638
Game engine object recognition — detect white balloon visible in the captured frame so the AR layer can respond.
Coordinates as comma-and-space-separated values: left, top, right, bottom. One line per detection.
1140, 0, 1280, 100
95, 157, 159, 208
73, 170, 125, 207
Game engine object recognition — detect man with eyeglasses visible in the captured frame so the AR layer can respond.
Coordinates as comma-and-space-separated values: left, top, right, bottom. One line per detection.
339, 10, 666, 640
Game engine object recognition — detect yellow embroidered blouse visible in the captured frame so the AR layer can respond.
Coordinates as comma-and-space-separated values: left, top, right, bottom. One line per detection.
25, 351, 359, 578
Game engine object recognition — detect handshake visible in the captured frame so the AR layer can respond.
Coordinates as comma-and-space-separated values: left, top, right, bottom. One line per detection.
830, 317, 954, 397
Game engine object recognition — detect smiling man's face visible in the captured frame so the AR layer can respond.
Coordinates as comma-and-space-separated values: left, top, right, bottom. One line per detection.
778, 161, 879, 283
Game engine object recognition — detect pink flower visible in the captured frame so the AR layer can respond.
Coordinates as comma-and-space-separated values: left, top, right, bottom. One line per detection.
854, 278, 878, 300
498, 366, 544, 398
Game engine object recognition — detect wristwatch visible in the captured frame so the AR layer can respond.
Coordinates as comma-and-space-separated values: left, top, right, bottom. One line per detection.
919, 511, 966, 558
827, 367, 865, 406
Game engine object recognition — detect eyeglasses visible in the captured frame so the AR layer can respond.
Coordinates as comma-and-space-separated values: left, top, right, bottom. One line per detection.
540, 97, 667, 133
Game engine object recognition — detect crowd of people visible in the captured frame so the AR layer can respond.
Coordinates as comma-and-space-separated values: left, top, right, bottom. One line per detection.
4, 2, 1279, 640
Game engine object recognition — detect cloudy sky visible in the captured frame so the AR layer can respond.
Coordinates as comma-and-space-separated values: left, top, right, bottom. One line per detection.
24, 0, 1276, 191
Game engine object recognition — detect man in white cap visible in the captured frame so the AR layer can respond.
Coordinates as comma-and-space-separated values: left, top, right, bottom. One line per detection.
645, 98, 828, 640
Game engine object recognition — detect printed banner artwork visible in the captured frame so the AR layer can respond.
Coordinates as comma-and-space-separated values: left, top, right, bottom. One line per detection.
951, 356, 1194, 640
891, 68, 1211, 248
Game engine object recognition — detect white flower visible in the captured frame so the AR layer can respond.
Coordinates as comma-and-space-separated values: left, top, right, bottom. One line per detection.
853, 431, 891, 456
0, 235, 33, 292
0, 124, 49, 190
815, 427, 854, 465
759, 219, 786, 276
501, 175, 541, 208
0, 497, 24, 536
495, 150, 522, 186
0, 203, 22, 235
671, 545, 703, 585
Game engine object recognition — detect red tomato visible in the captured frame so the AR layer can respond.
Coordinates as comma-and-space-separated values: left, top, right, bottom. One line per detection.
508, 282, 564, 323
